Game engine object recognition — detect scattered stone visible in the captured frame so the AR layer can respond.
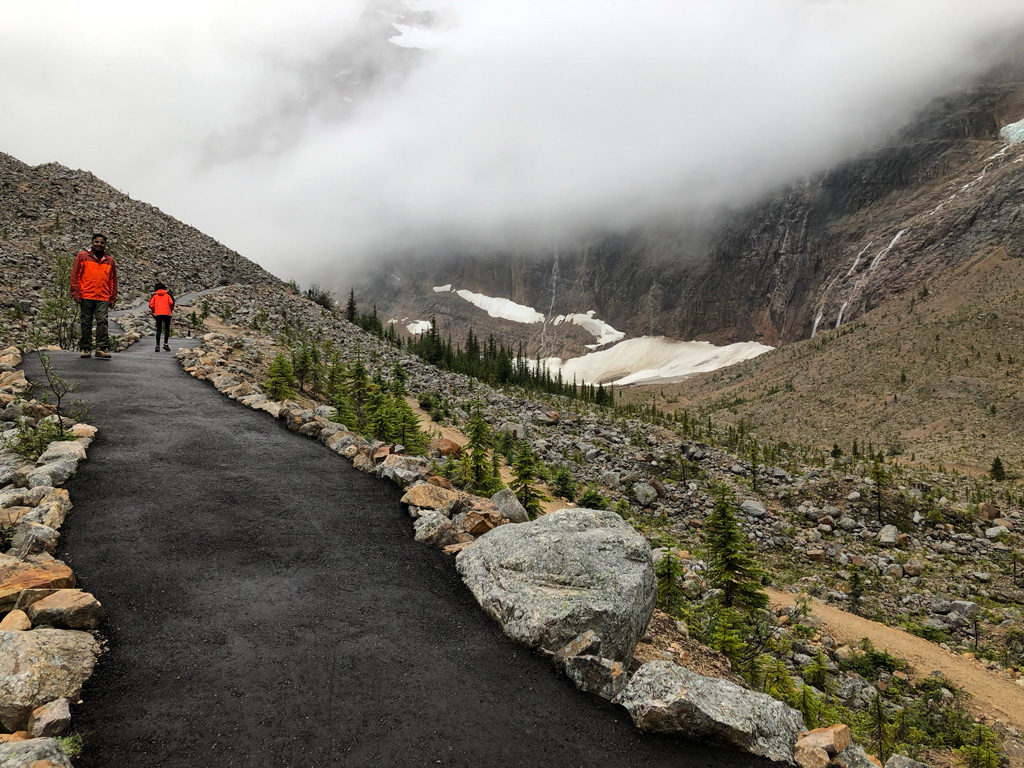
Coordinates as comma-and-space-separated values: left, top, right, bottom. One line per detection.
616, 660, 805, 764
25, 590, 104, 630
884, 755, 930, 768
456, 508, 655, 661
0, 737, 73, 767
412, 511, 459, 548
740, 499, 767, 518
8, 524, 59, 557
878, 525, 899, 547
490, 489, 529, 524
554, 630, 602, 662
794, 744, 830, 768
0, 629, 99, 730
26, 699, 70, 738
563, 655, 627, 700
633, 483, 657, 507
0, 556, 74, 612
797, 724, 852, 755
833, 745, 883, 768
0, 612, 30, 632
400, 483, 463, 512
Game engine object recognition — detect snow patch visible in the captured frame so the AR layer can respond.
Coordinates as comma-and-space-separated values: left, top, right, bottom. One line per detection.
1001, 117, 1024, 144
406, 320, 433, 335
543, 336, 772, 386
552, 310, 625, 348
432, 284, 452, 293
453, 289, 544, 324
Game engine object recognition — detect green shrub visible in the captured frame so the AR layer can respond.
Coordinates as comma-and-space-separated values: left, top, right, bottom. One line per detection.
3, 419, 69, 461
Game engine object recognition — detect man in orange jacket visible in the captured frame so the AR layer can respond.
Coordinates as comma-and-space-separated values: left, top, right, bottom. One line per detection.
70, 233, 118, 359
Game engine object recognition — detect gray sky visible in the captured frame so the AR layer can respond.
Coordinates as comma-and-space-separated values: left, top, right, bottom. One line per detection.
4, 0, 1024, 284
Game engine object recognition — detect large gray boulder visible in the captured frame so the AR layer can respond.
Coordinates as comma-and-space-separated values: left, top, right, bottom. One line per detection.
455, 508, 655, 661
616, 660, 805, 764
0, 737, 73, 768
0, 628, 100, 730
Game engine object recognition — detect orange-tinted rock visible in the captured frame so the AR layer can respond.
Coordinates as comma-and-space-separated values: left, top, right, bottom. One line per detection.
401, 484, 463, 511
372, 446, 392, 464
794, 744, 830, 768
0, 556, 74, 611
978, 501, 998, 521
797, 724, 852, 755
427, 476, 455, 490
0, 610, 31, 631
0, 731, 29, 743
26, 590, 104, 630
428, 438, 462, 458
0, 508, 31, 527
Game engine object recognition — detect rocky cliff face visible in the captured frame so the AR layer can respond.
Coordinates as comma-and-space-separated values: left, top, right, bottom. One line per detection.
361, 54, 1024, 350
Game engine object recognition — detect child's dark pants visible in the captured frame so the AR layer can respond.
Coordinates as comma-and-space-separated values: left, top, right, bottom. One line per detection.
155, 316, 171, 345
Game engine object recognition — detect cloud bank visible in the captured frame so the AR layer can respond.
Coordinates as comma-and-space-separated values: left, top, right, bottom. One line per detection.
3, 0, 1024, 284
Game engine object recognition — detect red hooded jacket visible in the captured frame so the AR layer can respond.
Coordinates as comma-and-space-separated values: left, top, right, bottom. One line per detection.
70, 248, 118, 303
149, 289, 174, 316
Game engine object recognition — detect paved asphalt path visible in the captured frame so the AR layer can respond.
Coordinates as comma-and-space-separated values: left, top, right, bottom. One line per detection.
25, 340, 774, 768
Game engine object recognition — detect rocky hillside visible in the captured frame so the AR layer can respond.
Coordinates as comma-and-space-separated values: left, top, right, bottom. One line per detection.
0, 151, 281, 344
359, 51, 1024, 352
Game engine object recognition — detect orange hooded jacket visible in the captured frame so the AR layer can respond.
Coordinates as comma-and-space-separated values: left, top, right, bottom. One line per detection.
70, 248, 118, 303
149, 289, 174, 316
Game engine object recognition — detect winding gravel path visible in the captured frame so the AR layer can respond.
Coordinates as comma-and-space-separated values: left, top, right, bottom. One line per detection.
25, 341, 775, 768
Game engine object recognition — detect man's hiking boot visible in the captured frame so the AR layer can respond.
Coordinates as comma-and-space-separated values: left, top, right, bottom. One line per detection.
80, 350, 92, 358
163, 344, 170, 351
94, 350, 111, 360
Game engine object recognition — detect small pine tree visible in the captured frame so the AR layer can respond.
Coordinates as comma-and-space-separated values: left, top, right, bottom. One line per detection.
550, 465, 577, 501
512, 443, 548, 518
263, 353, 295, 401
802, 651, 833, 698
870, 459, 886, 524
703, 487, 768, 613
345, 288, 358, 324
866, 692, 890, 763
990, 456, 1006, 482
654, 551, 686, 616
577, 485, 608, 510
848, 567, 866, 615
393, 395, 428, 455
956, 725, 1000, 768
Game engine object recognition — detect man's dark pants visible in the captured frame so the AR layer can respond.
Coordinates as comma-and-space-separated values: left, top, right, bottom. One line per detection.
79, 299, 110, 351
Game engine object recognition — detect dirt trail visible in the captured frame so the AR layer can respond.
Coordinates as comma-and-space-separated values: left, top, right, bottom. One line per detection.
768, 589, 1024, 731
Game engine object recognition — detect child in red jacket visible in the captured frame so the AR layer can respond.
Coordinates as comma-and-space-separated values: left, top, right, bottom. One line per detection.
149, 282, 175, 351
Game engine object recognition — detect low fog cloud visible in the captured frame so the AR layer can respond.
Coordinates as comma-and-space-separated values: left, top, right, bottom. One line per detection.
4, 0, 1024, 284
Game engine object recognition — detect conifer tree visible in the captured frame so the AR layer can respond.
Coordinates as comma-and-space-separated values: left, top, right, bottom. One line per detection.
291, 342, 315, 393
393, 395, 428, 455
866, 692, 890, 763
848, 567, 866, 615
703, 487, 768, 613
655, 551, 685, 616
990, 456, 1006, 482
512, 443, 548, 518
550, 464, 577, 501
345, 288, 358, 323
263, 353, 295, 401
367, 389, 394, 443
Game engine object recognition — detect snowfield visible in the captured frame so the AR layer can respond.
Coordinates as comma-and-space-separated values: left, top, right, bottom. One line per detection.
406, 320, 433, 335
553, 311, 626, 348
450, 289, 545, 324
544, 336, 773, 386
